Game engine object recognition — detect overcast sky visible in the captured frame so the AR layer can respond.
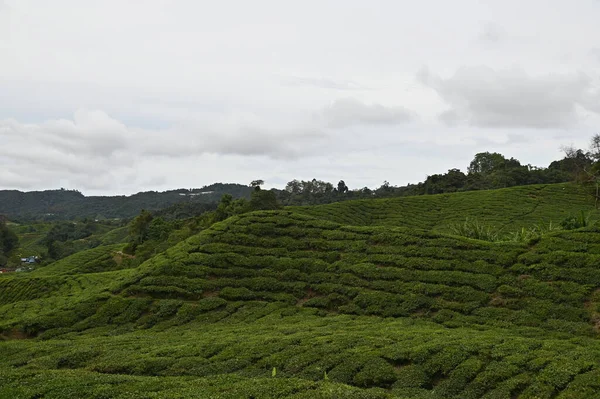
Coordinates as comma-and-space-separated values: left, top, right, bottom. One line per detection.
1, 0, 600, 195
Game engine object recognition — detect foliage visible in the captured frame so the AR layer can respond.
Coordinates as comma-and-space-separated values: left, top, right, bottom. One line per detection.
561, 211, 591, 230
276, 152, 575, 206
0, 221, 19, 265
39, 219, 123, 262
447, 218, 500, 241
249, 188, 281, 211
3, 183, 600, 397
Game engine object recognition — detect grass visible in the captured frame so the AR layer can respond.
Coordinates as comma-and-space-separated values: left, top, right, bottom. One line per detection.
2, 183, 600, 397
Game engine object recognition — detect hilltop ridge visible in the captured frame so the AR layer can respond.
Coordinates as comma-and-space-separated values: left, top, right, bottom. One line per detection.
0, 183, 252, 221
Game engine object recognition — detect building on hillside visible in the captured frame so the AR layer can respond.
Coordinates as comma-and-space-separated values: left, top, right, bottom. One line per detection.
20, 256, 38, 264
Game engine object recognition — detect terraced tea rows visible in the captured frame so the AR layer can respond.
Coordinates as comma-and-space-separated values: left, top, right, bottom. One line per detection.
111, 211, 598, 336
3, 184, 600, 397
2, 307, 600, 398
290, 183, 596, 232
31, 244, 129, 276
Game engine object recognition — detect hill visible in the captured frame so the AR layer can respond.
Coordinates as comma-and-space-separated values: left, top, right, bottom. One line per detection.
290, 183, 596, 232
2, 184, 600, 398
0, 183, 252, 221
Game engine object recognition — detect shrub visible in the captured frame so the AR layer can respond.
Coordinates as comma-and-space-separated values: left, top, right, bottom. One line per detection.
353, 358, 397, 388
448, 218, 499, 242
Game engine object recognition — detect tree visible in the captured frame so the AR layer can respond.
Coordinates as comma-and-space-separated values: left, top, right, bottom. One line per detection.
250, 180, 264, 190
423, 169, 467, 194
0, 221, 18, 257
337, 180, 349, 194
359, 187, 373, 196
214, 194, 234, 221
560, 135, 600, 208
590, 134, 600, 161
583, 135, 600, 208
279, 178, 335, 205
285, 180, 302, 194
214, 194, 250, 222
249, 189, 280, 211
550, 146, 591, 182
128, 209, 154, 248
467, 152, 509, 174
146, 217, 171, 241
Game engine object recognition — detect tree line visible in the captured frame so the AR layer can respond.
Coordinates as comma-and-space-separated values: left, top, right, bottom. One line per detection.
274, 150, 584, 206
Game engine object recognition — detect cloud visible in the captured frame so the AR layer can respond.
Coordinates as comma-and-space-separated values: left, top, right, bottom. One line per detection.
0, 109, 333, 192
283, 76, 368, 91
0, 111, 135, 192
418, 66, 599, 128
592, 48, 600, 62
140, 124, 326, 160
478, 22, 506, 44
0, 0, 10, 39
506, 134, 530, 144
320, 98, 415, 128
0, 110, 129, 158
438, 109, 462, 127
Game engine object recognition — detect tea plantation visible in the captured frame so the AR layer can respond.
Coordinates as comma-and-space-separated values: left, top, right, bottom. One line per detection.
290, 183, 596, 232
2, 183, 600, 398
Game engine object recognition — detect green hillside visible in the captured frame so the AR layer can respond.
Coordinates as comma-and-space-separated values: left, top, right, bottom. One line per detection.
30, 244, 133, 276
8, 223, 52, 256
290, 183, 596, 232
2, 184, 600, 398
5, 220, 130, 266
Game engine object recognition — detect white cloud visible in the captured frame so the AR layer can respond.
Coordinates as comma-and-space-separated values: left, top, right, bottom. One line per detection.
419, 66, 599, 128
1, 0, 600, 194
320, 98, 415, 128
478, 22, 506, 44
282, 76, 368, 91
140, 124, 326, 160
0, 109, 334, 192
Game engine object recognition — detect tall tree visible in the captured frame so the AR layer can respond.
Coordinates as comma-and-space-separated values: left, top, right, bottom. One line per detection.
560, 135, 600, 208
0, 220, 18, 266
583, 135, 600, 208
467, 152, 510, 174
0, 223, 18, 255
551, 146, 592, 182
128, 209, 154, 248
337, 180, 349, 194
250, 180, 264, 190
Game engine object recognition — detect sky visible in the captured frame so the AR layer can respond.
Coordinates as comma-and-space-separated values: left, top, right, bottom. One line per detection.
1, 0, 599, 195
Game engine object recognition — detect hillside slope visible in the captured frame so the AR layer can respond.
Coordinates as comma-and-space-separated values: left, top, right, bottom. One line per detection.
290, 183, 595, 231
2, 185, 600, 398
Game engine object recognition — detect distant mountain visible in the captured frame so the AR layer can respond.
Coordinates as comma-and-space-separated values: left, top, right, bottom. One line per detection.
0, 183, 252, 221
